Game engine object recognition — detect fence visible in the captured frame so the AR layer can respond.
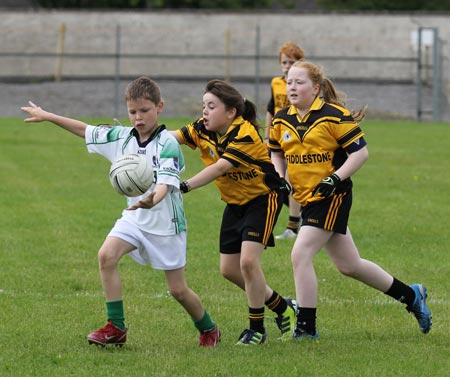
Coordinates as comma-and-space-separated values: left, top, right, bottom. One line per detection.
1, 12, 448, 121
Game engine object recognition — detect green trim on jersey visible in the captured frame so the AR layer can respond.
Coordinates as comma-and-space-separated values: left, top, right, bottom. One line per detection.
86, 125, 125, 146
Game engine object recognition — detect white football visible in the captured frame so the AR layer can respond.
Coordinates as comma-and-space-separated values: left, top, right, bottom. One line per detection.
109, 154, 154, 197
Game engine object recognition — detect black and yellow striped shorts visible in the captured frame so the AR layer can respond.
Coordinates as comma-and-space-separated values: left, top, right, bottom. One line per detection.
220, 191, 283, 254
301, 191, 352, 234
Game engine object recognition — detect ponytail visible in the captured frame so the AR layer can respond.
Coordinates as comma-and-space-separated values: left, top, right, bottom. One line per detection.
321, 78, 366, 122
242, 98, 259, 133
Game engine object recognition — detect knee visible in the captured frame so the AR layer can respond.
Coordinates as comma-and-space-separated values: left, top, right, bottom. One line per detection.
98, 246, 118, 270
336, 263, 358, 278
168, 284, 188, 303
220, 265, 234, 282
220, 258, 244, 281
291, 248, 309, 270
239, 256, 256, 276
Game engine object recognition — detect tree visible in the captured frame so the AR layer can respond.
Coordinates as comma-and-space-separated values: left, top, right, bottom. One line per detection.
317, 0, 450, 11
34, 0, 450, 10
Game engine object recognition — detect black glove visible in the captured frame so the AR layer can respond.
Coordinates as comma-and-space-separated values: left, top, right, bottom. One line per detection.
280, 177, 293, 195
180, 181, 191, 193
312, 173, 341, 198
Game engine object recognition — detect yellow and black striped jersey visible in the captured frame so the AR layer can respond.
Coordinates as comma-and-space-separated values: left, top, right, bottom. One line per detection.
267, 76, 290, 116
269, 97, 365, 207
177, 116, 284, 205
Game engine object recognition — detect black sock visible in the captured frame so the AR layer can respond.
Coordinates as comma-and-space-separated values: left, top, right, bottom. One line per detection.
249, 307, 265, 334
265, 290, 287, 315
384, 277, 415, 306
297, 307, 316, 335
287, 216, 300, 233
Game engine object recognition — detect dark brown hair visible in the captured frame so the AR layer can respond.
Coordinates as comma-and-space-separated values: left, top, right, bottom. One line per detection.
205, 79, 260, 131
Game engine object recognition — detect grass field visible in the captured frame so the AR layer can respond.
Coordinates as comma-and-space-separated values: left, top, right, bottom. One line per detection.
1, 117, 449, 376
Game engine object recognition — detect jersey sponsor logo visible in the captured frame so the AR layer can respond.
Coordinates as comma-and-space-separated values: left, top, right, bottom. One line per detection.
247, 231, 260, 237
162, 166, 179, 174
93, 125, 113, 142
137, 149, 146, 155
286, 152, 332, 165
306, 218, 319, 224
225, 169, 259, 182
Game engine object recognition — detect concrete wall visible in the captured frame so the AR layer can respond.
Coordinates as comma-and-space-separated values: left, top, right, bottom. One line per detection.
1, 10, 449, 83
1, 10, 449, 121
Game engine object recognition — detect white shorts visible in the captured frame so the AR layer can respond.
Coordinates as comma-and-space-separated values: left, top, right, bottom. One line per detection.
108, 218, 187, 270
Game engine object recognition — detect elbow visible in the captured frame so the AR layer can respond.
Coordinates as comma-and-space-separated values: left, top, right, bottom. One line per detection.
217, 166, 230, 177
215, 159, 233, 177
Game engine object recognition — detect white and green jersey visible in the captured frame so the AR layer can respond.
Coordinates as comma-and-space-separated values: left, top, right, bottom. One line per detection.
85, 124, 186, 235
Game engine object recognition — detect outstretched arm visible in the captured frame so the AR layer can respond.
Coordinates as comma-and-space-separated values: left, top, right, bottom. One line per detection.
21, 101, 88, 138
181, 158, 233, 192
169, 130, 182, 144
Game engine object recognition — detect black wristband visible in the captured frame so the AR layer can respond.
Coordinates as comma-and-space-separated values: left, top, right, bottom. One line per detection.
330, 173, 341, 184
180, 180, 191, 193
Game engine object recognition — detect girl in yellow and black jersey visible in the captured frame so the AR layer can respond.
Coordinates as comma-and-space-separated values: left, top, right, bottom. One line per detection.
171, 79, 297, 345
178, 111, 281, 205
270, 83, 365, 208
269, 60, 432, 340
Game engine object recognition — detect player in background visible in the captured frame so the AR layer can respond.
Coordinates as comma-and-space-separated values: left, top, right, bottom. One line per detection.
139, 79, 296, 345
265, 41, 305, 240
269, 60, 432, 339
21, 76, 221, 347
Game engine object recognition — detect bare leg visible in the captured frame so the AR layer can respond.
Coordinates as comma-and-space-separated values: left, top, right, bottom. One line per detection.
289, 195, 302, 224
98, 236, 135, 301
240, 241, 267, 308
325, 228, 393, 292
220, 253, 245, 289
291, 226, 332, 308
164, 267, 205, 321
220, 251, 276, 302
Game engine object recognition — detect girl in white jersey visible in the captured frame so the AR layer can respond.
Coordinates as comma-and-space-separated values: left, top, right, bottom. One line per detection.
21, 76, 220, 348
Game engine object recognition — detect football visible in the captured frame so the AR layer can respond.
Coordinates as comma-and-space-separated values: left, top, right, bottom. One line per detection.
109, 154, 154, 197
